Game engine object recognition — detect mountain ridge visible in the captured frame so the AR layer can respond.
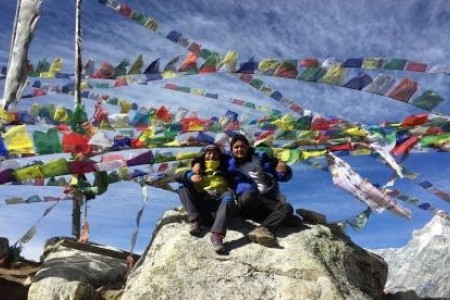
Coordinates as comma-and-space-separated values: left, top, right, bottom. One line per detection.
372, 214, 450, 299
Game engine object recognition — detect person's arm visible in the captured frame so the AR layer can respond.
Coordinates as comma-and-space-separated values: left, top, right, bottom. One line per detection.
259, 151, 293, 182
173, 170, 199, 184
275, 161, 292, 182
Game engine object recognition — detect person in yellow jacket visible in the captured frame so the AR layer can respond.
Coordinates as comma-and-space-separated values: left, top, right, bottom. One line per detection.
174, 144, 235, 254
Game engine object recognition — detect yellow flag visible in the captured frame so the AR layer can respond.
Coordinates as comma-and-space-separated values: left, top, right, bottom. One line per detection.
127, 54, 144, 75
4, 125, 34, 154
343, 126, 367, 137
164, 139, 180, 147
69, 175, 79, 186
119, 99, 132, 113
14, 165, 44, 181
300, 149, 326, 160
139, 127, 155, 141
217, 51, 238, 72
271, 114, 295, 130
191, 88, 205, 96
0, 107, 15, 122
40, 57, 64, 77
175, 151, 200, 161
39, 71, 56, 78
48, 57, 63, 74
320, 64, 347, 85
272, 148, 300, 165
53, 106, 70, 122
259, 59, 280, 74
80, 80, 90, 90
362, 58, 383, 69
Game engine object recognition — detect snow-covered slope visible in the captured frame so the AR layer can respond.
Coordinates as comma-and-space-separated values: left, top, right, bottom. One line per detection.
372, 214, 450, 298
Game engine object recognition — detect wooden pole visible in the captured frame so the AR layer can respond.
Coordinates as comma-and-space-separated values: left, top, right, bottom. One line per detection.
74, 0, 82, 104
72, 0, 83, 239
72, 191, 82, 239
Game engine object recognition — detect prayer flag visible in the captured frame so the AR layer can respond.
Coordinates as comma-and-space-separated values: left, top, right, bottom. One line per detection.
217, 51, 238, 72
162, 55, 179, 78
237, 57, 258, 74
199, 52, 221, 74
326, 152, 411, 219
178, 52, 198, 74
273, 60, 298, 78
4, 125, 34, 154
127, 54, 144, 75
259, 59, 280, 75
387, 78, 418, 102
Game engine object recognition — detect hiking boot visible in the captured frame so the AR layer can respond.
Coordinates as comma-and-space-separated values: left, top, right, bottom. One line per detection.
210, 233, 226, 254
247, 226, 277, 247
284, 214, 304, 227
188, 221, 203, 236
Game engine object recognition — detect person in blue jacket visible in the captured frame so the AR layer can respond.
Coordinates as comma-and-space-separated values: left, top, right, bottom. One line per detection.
227, 134, 302, 246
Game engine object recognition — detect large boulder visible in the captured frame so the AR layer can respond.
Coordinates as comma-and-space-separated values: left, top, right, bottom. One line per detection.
122, 209, 387, 300
28, 237, 136, 300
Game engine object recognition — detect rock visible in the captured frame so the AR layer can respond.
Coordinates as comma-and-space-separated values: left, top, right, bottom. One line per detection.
0, 236, 41, 300
0, 277, 29, 300
122, 209, 387, 300
0, 259, 41, 300
28, 237, 136, 300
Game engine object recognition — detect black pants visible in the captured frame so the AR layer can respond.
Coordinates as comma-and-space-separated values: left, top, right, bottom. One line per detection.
237, 191, 293, 231
178, 185, 235, 236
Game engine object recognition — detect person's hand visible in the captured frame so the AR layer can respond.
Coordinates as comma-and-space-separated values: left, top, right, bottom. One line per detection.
275, 162, 288, 174
192, 163, 201, 175
191, 174, 202, 183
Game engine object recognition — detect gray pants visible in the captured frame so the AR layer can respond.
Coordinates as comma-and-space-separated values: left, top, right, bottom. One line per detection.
178, 185, 235, 236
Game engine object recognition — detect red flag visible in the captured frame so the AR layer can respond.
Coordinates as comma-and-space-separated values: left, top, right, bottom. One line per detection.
155, 106, 172, 122
391, 136, 419, 156
400, 114, 428, 127
405, 61, 427, 72
299, 58, 319, 68
62, 132, 91, 153
178, 52, 198, 74
388, 78, 418, 102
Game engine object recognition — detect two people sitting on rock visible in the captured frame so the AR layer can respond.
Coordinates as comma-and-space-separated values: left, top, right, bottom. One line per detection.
175, 133, 303, 253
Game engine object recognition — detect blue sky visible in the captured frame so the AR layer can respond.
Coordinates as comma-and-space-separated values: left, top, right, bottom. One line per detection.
1, 0, 450, 260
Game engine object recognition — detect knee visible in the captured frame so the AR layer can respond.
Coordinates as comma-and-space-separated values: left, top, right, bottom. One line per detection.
280, 203, 294, 215
177, 186, 188, 199
238, 191, 256, 207
221, 193, 235, 204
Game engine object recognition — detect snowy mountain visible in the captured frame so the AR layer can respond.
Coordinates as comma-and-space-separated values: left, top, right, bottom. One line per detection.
372, 214, 450, 299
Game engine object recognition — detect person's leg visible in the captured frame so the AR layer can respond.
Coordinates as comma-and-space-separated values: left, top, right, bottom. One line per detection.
178, 185, 210, 235
209, 192, 235, 254
258, 196, 294, 231
236, 192, 277, 246
237, 191, 271, 221
178, 185, 201, 223
211, 192, 236, 235
247, 196, 293, 247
